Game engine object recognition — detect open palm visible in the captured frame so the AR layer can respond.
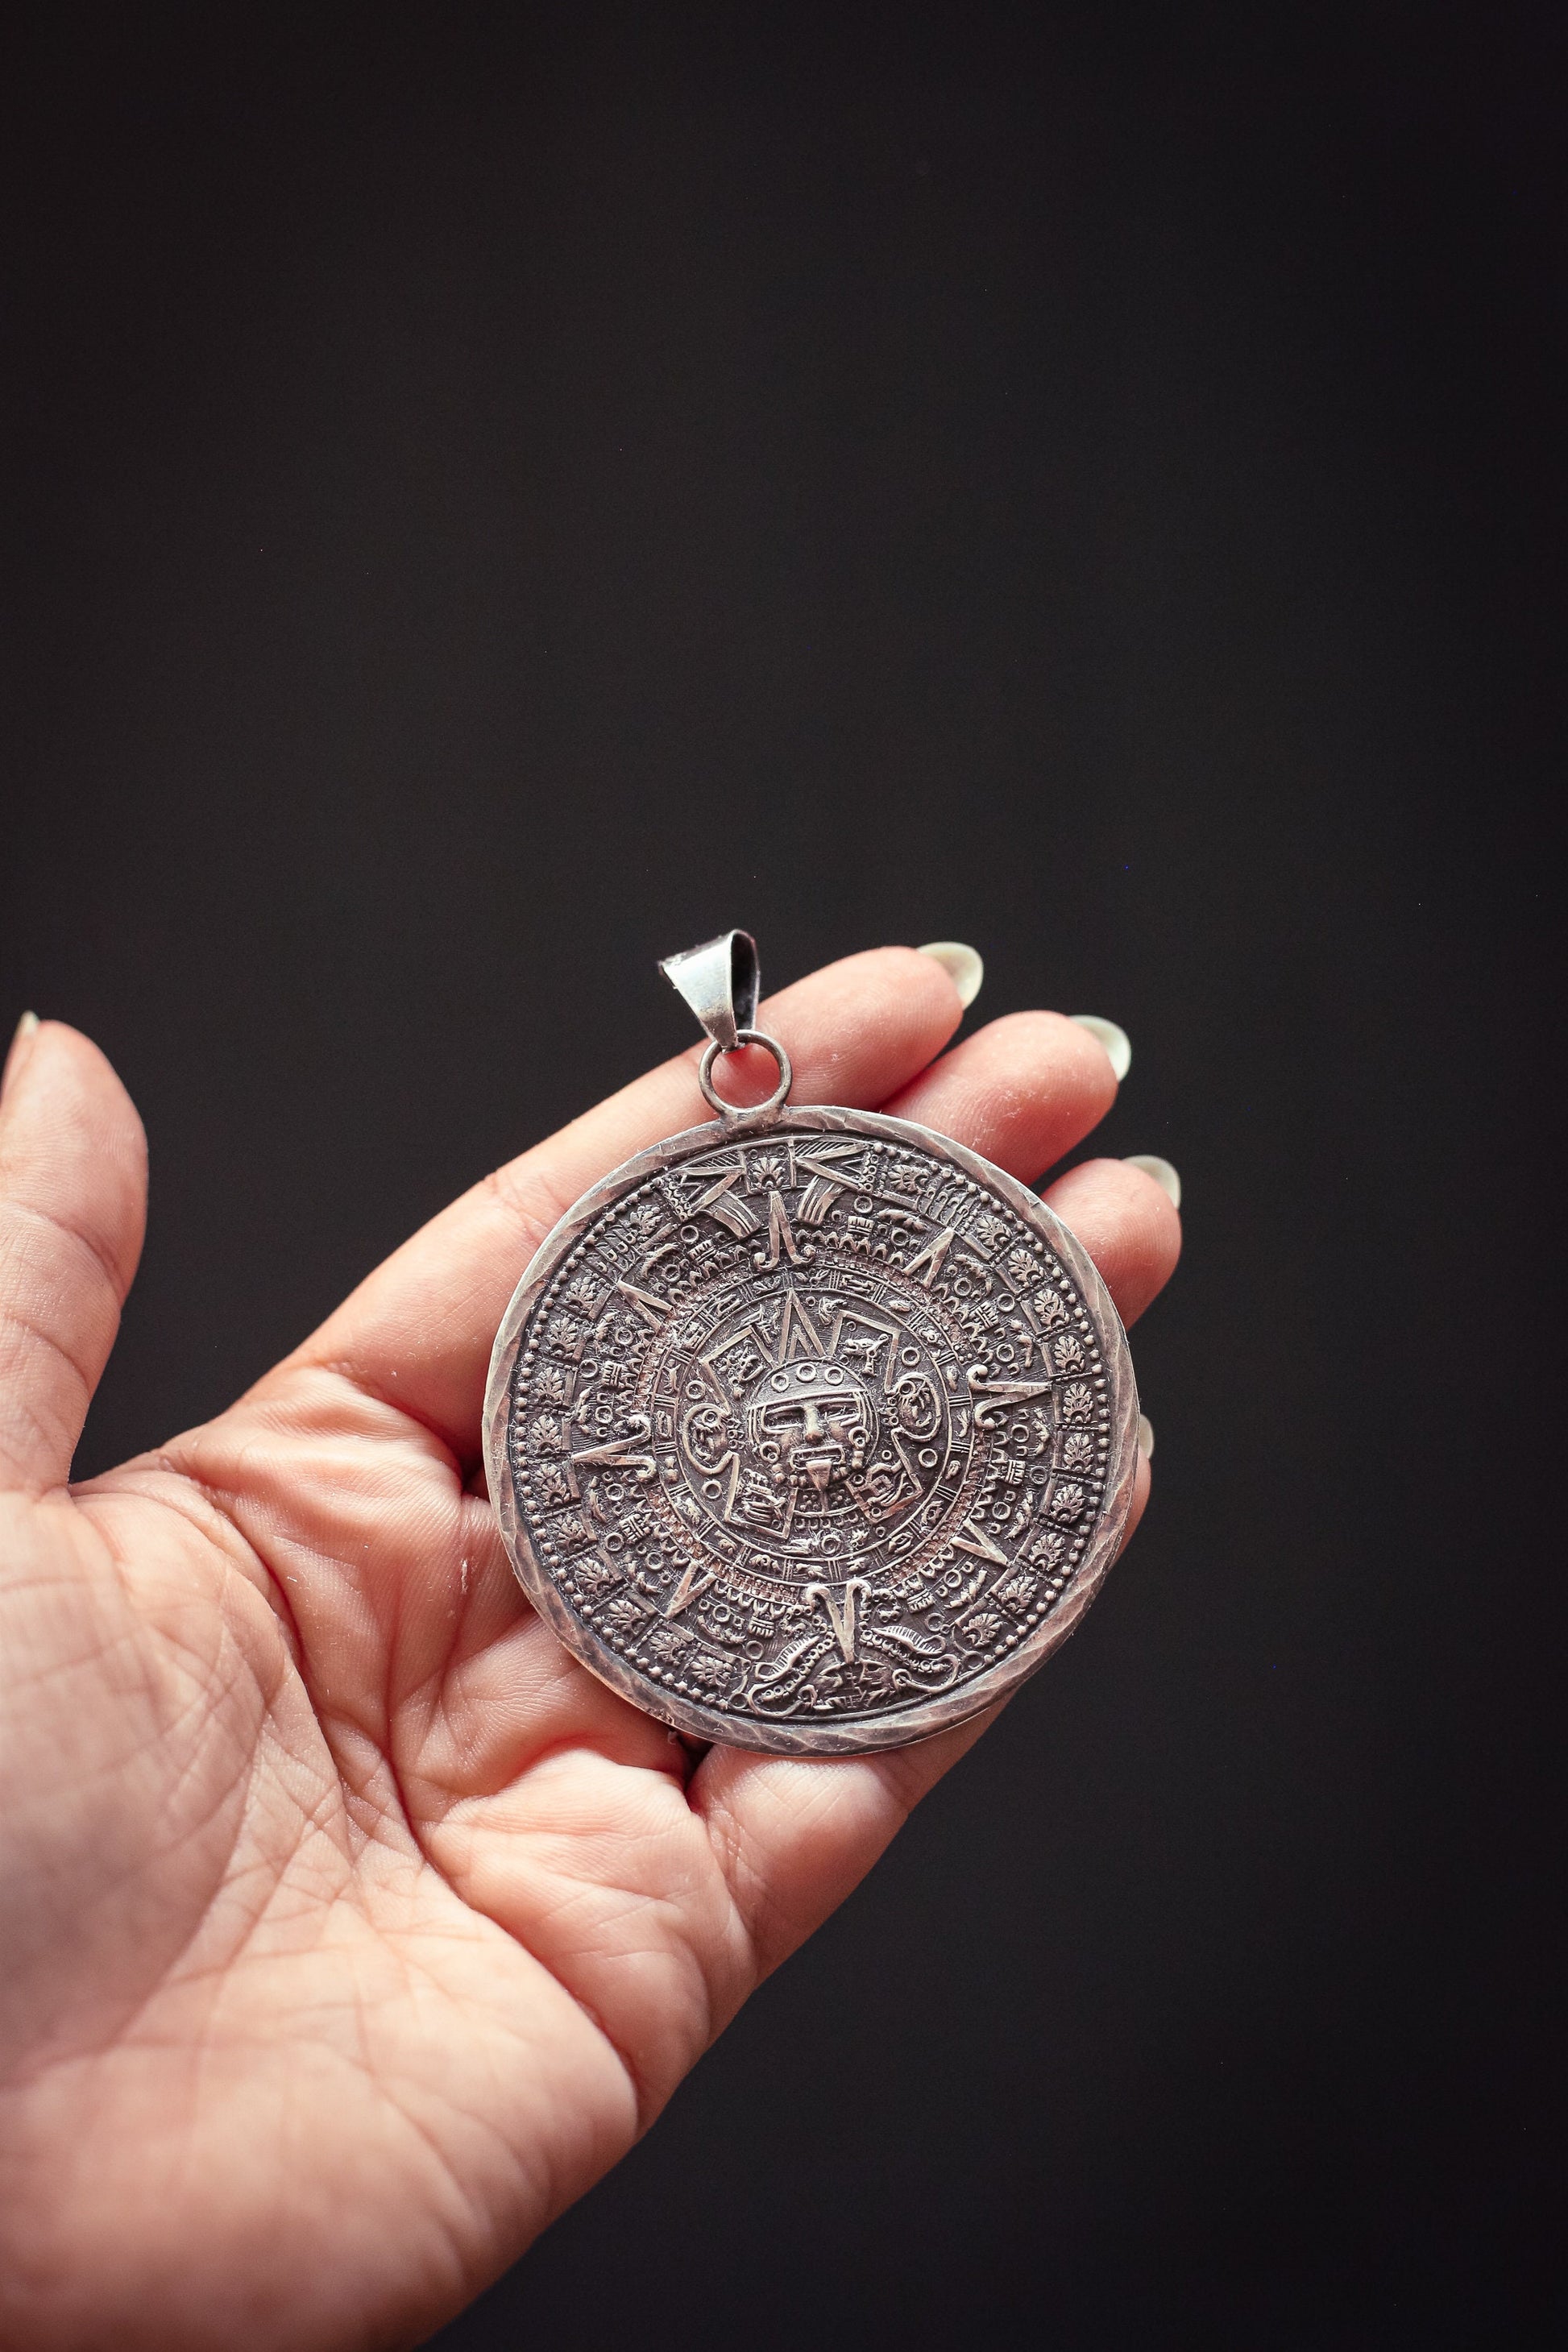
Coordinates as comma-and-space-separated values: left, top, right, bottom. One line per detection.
0, 950, 1177, 2350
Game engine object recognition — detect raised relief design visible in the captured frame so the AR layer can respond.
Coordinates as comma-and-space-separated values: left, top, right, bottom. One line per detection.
505, 1122, 1122, 1736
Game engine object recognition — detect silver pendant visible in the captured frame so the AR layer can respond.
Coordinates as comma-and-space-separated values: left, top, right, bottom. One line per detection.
484, 933, 1139, 1756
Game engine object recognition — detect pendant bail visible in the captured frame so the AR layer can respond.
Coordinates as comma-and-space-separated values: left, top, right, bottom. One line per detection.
658, 930, 760, 1053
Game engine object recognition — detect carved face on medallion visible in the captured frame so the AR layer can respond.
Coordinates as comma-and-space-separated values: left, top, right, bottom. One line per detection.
743, 1357, 876, 1512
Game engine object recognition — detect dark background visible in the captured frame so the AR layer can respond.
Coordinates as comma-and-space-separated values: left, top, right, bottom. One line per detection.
2, 4, 1563, 2344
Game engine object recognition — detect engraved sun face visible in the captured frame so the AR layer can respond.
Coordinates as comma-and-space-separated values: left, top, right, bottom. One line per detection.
744, 1359, 876, 1508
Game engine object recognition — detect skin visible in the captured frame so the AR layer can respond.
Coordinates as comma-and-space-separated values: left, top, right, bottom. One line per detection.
0, 949, 1179, 2350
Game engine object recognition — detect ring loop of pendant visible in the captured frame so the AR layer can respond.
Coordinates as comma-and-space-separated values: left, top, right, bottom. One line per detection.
697, 1027, 793, 1121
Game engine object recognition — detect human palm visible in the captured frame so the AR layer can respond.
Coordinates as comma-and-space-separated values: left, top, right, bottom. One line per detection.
0, 950, 1177, 2350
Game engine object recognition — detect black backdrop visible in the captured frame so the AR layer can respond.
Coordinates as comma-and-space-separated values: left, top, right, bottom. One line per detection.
2, 6, 1563, 2345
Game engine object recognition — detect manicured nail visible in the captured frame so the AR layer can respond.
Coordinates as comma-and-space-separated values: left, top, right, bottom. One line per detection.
1, 1011, 39, 1104
1124, 1153, 1180, 1209
1138, 1414, 1155, 1461
1072, 1014, 1130, 1081
917, 941, 984, 1009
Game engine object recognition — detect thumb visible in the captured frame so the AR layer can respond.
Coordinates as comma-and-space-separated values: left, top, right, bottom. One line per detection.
0, 1017, 147, 1494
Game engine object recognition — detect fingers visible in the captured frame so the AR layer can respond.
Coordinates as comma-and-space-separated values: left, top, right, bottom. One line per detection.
883, 1009, 1118, 1180
1041, 1157, 1181, 1327
692, 1716, 997, 1984
0, 1021, 147, 1494
292, 969, 1180, 1459
296, 949, 966, 1458
882, 1010, 1180, 1325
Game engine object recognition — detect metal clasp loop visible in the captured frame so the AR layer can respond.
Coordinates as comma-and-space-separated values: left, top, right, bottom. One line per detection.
697, 1028, 793, 1122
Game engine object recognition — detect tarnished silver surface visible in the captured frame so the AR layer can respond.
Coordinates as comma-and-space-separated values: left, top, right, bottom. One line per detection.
484, 1059, 1139, 1756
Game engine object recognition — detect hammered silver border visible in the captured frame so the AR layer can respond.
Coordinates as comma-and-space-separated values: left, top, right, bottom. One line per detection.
483, 1106, 1139, 1757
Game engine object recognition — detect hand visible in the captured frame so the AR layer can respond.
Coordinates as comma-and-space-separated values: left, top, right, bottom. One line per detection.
0, 951, 1179, 2350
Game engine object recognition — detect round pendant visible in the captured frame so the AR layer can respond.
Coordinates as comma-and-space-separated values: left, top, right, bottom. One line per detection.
484, 1042, 1139, 1755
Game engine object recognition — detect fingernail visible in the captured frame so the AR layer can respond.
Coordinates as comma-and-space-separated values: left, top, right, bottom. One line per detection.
917, 941, 984, 1009
1, 1011, 39, 1103
1124, 1153, 1180, 1209
1138, 1414, 1155, 1461
1072, 1014, 1130, 1081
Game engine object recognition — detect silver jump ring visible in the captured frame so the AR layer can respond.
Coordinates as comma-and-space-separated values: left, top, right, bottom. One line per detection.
698, 1027, 793, 1121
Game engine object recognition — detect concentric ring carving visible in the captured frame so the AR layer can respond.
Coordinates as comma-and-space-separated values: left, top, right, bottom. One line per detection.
484, 1110, 1139, 1756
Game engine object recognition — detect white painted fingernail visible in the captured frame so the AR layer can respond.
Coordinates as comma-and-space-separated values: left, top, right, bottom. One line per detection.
2, 1011, 39, 1105
1138, 1414, 1155, 1461
1124, 1154, 1180, 1209
1072, 1014, 1130, 1081
917, 941, 984, 1008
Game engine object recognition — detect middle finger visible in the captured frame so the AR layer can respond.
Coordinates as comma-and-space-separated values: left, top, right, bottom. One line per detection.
881, 1008, 1118, 1179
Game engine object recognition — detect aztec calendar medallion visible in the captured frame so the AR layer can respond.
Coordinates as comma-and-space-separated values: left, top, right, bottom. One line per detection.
485, 1104, 1139, 1755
